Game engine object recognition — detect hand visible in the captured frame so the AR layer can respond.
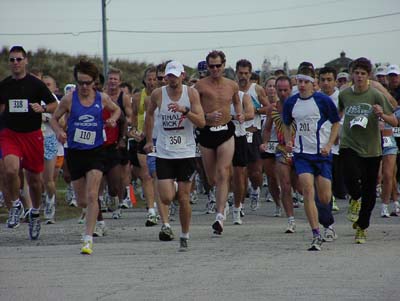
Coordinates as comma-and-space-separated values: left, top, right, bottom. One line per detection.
207, 111, 222, 122
320, 144, 331, 157
105, 118, 117, 128
56, 131, 67, 144
285, 141, 293, 153
373, 104, 383, 118
30, 103, 45, 113
236, 113, 244, 123
143, 141, 154, 154
168, 103, 184, 113
259, 143, 267, 152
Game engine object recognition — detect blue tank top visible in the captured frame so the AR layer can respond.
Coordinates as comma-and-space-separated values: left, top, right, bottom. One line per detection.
67, 91, 104, 150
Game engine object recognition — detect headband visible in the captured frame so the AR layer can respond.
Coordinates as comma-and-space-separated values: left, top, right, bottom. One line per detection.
296, 74, 315, 83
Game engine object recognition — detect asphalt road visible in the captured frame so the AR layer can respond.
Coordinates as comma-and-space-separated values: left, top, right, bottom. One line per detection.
1, 192, 399, 301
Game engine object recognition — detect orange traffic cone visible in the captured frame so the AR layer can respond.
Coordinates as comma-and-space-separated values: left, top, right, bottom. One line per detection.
129, 183, 137, 207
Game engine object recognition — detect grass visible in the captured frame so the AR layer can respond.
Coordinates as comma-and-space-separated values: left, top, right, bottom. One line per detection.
0, 174, 147, 223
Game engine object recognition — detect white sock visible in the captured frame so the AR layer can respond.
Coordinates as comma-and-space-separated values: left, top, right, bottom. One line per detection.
180, 232, 189, 239
12, 199, 21, 207
288, 216, 295, 222
97, 220, 105, 226
83, 235, 93, 242
163, 223, 171, 228
148, 207, 156, 215
216, 213, 224, 221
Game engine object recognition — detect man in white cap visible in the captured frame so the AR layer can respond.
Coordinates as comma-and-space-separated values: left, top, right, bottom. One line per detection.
386, 64, 400, 102
336, 72, 349, 90
144, 61, 205, 251
374, 66, 388, 88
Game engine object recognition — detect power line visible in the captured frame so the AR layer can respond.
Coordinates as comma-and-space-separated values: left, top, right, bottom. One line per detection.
110, 28, 400, 56
0, 11, 398, 36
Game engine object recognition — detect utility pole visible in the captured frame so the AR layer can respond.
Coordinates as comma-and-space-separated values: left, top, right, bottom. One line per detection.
101, 0, 108, 77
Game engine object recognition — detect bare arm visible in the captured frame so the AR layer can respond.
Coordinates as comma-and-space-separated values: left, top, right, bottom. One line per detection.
123, 93, 133, 126
232, 83, 244, 123
255, 84, 270, 115
131, 92, 140, 129
50, 94, 71, 144
143, 89, 160, 153
321, 122, 340, 156
102, 93, 121, 128
370, 80, 398, 108
242, 93, 254, 121
185, 88, 205, 128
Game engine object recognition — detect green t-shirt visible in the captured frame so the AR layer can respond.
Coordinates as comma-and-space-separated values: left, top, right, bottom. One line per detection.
338, 86, 393, 157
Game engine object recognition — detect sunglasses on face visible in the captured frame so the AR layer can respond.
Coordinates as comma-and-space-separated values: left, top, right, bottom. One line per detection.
157, 76, 164, 81
77, 80, 94, 86
9, 57, 24, 63
208, 64, 223, 69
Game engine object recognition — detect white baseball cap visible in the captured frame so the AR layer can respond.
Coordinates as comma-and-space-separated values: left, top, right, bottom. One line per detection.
374, 66, 387, 76
337, 72, 349, 81
165, 61, 184, 77
386, 64, 400, 75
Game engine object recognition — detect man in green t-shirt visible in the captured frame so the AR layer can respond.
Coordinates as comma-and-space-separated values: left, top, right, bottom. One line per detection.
338, 57, 397, 244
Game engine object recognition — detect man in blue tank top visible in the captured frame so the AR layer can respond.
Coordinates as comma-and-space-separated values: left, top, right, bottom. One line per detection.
50, 60, 120, 255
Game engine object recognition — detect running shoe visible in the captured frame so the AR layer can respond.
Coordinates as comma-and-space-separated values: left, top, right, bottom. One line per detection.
308, 236, 323, 251
7, 203, 24, 229
81, 240, 93, 255
274, 206, 282, 217
190, 192, 198, 205
224, 201, 230, 219
285, 220, 296, 233
212, 220, 223, 235
262, 175, 268, 187
93, 221, 107, 237
227, 193, 234, 207
240, 206, 245, 218
354, 225, 367, 244
179, 237, 189, 252
120, 198, 130, 209
78, 210, 86, 224
145, 213, 158, 227
100, 197, 108, 212
232, 209, 242, 225
112, 208, 122, 219
28, 211, 41, 240
381, 204, 390, 218
323, 227, 338, 242
0, 191, 4, 207
169, 201, 178, 221
250, 187, 260, 211
390, 201, 400, 216
347, 198, 361, 222
332, 196, 340, 212
159, 225, 174, 241
265, 191, 273, 203
206, 200, 216, 214
44, 196, 55, 222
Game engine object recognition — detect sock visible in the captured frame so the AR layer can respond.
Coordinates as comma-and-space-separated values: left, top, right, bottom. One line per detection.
216, 213, 224, 221
163, 223, 171, 228
12, 199, 21, 207
288, 216, 295, 222
97, 220, 105, 226
148, 207, 156, 215
312, 228, 320, 238
180, 232, 189, 239
31, 208, 40, 216
83, 235, 93, 242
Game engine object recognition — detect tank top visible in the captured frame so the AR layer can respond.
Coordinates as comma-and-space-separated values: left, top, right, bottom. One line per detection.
137, 88, 147, 133
230, 91, 246, 137
67, 91, 104, 150
244, 83, 262, 129
156, 85, 195, 159
102, 109, 119, 145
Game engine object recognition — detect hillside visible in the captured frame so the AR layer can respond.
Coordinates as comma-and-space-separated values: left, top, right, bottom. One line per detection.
0, 47, 194, 93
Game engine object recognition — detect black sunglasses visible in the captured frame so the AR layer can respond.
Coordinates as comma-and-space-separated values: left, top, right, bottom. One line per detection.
208, 64, 223, 69
77, 80, 94, 86
9, 57, 24, 63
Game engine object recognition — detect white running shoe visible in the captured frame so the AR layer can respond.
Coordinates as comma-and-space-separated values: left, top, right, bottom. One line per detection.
285, 220, 296, 233
274, 206, 282, 217
323, 227, 338, 242
232, 209, 242, 225
224, 201, 230, 219
250, 187, 260, 211
381, 204, 390, 218
93, 221, 107, 237
112, 208, 122, 219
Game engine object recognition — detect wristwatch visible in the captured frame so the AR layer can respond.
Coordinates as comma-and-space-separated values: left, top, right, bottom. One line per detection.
182, 106, 190, 116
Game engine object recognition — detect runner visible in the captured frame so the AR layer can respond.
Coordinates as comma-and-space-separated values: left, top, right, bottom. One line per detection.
283, 63, 340, 251
0, 46, 57, 239
195, 50, 244, 235
50, 60, 121, 254
144, 60, 205, 251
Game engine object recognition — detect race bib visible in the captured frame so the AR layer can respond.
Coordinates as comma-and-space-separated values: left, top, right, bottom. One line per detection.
350, 116, 368, 129
246, 132, 253, 143
73, 129, 96, 145
210, 124, 228, 132
266, 142, 278, 153
166, 134, 186, 150
9, 99, 28, 113
383, 136, 393, 148
393, 127, 400, 137
297, 121, 316, 135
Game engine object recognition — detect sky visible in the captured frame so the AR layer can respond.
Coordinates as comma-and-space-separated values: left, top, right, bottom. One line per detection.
1, 0, 400, 71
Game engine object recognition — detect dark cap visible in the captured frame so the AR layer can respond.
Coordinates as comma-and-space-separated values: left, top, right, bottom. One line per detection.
10, 45, 27, 56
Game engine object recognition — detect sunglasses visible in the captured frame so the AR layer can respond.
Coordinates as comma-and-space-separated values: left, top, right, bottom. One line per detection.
157, 76, 164, 81
208, 64, 223, 69
9, 57, 24, 63
77, 80, 94, 86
